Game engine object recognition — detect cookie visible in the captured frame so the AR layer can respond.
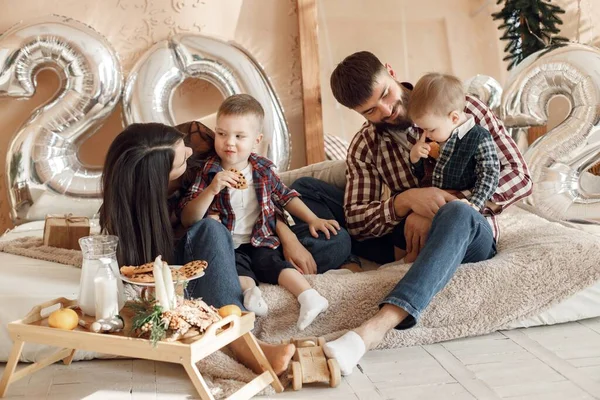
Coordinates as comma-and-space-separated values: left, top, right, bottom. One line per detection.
171, 269, 187, 281
229, 168, 248, 189
180, 260, 208, 278
128, 273, 155, 283
120, 262, 154, 277
428, 142, 441, 159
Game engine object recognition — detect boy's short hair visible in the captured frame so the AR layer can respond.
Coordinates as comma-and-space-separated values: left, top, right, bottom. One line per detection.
407, 73, 466, 120
217, 94, 265, 130
330, 51, 387, 109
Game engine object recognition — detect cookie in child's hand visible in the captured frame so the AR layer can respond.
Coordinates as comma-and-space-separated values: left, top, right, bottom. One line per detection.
229, 168, 248, 189
428, 142, 441, 159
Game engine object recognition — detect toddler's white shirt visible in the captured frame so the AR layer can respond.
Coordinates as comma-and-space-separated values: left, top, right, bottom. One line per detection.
230, 164, 260, 248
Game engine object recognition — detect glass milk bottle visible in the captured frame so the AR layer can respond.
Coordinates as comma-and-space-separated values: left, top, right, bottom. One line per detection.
94, 259, 119, 320
78, 235, 124, 316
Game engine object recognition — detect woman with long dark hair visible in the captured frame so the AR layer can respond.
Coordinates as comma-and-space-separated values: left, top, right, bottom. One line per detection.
100, 122, 294, 373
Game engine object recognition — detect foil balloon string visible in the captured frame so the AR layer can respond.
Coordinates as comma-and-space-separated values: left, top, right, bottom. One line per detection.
499, 43, 600, 222
123, 34, 291, 171
0, 15, 123, 223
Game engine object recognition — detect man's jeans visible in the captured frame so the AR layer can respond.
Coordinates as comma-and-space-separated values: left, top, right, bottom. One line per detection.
291, 177, 497, 329
290, 222, 353, 272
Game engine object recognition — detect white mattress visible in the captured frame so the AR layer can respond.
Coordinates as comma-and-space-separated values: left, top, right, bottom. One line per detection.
1, 220, 599, 362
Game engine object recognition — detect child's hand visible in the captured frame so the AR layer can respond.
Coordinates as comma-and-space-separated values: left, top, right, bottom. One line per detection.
307, 218, 340, 239
208, 170, 240, 195
453, 198, 479, 211
410, 132, 431, 164
282, 240, 317, 275
207, 212, 221, 222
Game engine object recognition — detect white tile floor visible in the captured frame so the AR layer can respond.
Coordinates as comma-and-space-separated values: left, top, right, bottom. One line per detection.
2, 317, 600, 399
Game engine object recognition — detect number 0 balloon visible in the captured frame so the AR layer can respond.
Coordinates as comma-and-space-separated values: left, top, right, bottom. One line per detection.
123, 34, 291, 171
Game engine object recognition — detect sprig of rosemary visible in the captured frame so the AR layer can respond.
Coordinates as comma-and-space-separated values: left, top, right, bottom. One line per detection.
125, 300, 167, 346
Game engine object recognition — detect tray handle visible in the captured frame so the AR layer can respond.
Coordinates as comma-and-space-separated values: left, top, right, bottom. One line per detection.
21, 297, 78, 324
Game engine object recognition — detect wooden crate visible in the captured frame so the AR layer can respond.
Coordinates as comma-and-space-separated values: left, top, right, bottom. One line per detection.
0, 297, 283, 399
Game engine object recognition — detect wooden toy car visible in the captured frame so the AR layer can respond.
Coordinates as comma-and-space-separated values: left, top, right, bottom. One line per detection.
282, 336, 341, 391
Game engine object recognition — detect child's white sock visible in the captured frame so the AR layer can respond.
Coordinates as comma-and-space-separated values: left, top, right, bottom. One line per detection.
322, 331, 366, 376
243, 286, 268, 316
297, 288, 329, 330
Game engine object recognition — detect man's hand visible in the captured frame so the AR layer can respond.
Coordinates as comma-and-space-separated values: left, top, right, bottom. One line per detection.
400, 187, 457, 219
282, 238, 317, 274
409, 132, 430, 164
307, 218, 340, 239
404, 213, 432, 263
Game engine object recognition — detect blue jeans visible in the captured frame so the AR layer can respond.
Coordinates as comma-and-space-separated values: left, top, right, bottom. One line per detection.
291, 177, 497, 329
290, 179, 360, 266
290, 223, 353, 272
235, 226, 351, 285
175, 218, 245, 310
382, 201, 496, 329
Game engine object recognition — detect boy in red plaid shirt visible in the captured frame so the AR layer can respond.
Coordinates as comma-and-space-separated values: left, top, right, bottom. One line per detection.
180, 94, 342, 330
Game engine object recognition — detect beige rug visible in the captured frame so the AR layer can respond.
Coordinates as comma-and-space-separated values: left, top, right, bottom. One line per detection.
0, 236, 82, 267
198, 205, 600, 397
4, 206, 599, 398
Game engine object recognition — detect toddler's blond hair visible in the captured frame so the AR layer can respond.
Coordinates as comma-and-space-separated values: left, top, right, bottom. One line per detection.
407, 73, 466, 120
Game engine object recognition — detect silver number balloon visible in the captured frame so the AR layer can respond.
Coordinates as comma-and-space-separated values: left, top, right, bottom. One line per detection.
123, 34, 290, 171
464, 74, 503, 114
0, 15, 123, 223
464, 75, 530, 153
500, 43, 600, 222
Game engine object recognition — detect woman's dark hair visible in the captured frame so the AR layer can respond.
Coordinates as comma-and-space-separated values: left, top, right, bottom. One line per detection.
99, 123, 184, 266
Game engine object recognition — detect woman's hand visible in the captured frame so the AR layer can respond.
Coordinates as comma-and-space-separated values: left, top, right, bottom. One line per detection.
208, 170, 240, 195
282, 238, 317, 275
307, 218, 340, 239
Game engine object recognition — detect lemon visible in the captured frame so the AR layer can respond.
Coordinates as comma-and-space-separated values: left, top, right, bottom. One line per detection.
218, 304, 242, 318
48, 308, 79, 330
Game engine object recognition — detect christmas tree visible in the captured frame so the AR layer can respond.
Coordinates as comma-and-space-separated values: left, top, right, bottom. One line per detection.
492, 0, 569, 70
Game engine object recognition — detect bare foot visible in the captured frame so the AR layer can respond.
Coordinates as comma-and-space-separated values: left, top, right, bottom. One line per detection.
229, 338, 295, 375
341, 262, 363, 273
260, 342, 296, 375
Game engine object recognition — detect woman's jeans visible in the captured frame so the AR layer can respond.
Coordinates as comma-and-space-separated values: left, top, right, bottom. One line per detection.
176, 218, 244, 309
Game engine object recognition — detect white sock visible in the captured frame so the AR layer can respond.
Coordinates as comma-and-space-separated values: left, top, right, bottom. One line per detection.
324, 268, 353, 275
243, 286, 268, 316
322, 331, 366, 376
297, 288, 329, 330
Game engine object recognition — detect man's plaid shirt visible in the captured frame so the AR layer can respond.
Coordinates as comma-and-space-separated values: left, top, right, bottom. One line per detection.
411, 117, 500, 211
179, 153, 300, 249
345, 93, 532, 242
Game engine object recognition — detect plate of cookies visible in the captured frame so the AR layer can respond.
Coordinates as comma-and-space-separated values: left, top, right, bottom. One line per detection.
119, 260, 208, 287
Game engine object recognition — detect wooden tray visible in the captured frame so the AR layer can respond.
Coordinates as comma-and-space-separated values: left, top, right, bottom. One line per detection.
0, 297, 283, 399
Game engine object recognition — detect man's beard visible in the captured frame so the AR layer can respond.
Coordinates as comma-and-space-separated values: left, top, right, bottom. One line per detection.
374, 90, 412, 132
